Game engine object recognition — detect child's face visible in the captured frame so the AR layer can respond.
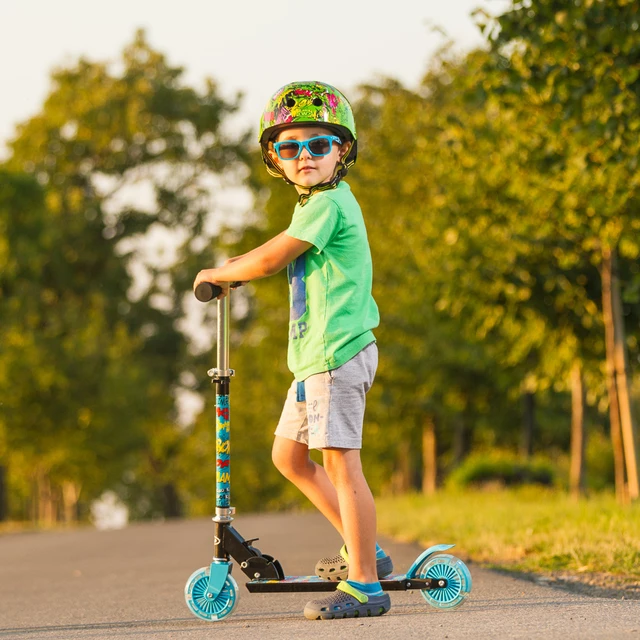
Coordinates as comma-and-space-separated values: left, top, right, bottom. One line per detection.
270, 126, 349, 194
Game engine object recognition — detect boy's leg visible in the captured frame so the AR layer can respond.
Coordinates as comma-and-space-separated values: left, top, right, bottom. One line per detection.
271, 435, 344, 536
273, 346, 388, 581
322, 447, 377, 583
302, 344, 386, 581
304, 445, 390, 621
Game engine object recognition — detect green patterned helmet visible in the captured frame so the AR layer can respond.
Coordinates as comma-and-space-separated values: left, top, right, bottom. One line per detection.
259, 81, 357, 179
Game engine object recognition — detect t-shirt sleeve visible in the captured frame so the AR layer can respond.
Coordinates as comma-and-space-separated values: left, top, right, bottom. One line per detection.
285, 195, 341, 253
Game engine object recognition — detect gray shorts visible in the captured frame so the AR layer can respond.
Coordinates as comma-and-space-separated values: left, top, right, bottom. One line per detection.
274, 342, 378, 450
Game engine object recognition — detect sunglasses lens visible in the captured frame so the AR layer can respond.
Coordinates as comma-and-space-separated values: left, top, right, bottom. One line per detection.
307, 137, 331, 156
277, 141, 301, 159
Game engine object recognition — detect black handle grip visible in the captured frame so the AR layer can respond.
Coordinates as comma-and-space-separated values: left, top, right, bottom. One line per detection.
194, 281, 244, 302
194, 282, 222, 302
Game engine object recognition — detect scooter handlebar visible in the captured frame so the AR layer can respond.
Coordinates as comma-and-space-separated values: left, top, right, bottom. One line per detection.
194, 281, 244, 302
194, 282, 222, 302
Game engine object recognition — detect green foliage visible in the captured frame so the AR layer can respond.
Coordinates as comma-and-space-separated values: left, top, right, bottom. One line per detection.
584, 428, 616, 491
0, 31, 247, 522
0, 171, 147, 515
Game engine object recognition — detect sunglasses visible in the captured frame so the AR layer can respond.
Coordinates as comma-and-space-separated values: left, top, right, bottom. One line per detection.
273, 135, 342, 161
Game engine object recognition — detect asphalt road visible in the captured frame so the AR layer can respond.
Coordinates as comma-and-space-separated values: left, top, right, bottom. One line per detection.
0, 512, 638, 639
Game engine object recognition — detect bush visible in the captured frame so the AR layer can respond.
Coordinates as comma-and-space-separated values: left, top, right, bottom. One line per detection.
584, 429, 615, 491
446, 451, 556, 489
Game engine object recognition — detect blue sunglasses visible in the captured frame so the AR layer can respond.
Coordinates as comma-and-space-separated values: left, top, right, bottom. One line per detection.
273, 135, 342, 161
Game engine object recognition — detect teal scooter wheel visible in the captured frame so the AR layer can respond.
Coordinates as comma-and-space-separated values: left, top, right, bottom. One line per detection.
418, 554, 472, 610
184, 566, 239, 621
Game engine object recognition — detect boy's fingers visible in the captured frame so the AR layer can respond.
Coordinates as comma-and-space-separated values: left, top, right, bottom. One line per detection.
193, 270, 215, 291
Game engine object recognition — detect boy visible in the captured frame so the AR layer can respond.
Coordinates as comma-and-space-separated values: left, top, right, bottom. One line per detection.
193, 81, 393, 620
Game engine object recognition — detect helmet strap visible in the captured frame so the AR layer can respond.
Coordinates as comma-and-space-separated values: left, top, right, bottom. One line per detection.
296, 140, 352, 205
297, 160, 347, 206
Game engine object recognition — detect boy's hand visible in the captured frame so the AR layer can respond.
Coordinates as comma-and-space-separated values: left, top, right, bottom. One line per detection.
193, 269, 229, 299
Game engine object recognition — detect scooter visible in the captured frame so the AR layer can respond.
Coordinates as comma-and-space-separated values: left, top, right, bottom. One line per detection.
184, 282, 472, 621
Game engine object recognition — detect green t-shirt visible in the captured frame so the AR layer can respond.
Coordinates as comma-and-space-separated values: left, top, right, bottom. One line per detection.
285, 181, 379, 381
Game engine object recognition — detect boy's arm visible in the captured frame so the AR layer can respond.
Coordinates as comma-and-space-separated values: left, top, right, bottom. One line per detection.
193, 231, 311, 294
225, 231, 288, 264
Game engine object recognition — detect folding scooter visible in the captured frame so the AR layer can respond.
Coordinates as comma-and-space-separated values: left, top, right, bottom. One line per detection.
184, 282, 472, 621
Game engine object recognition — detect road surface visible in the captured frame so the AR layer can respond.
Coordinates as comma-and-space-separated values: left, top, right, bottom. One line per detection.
0, 512, 637, 639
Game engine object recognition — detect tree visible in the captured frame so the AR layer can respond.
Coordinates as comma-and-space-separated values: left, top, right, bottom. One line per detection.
1, 31, 248, 521
0, 169, 149, 521
483, 0, 640, 499
349, 69, 577, 488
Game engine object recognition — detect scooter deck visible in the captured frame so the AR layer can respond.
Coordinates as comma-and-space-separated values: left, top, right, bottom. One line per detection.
245, 573, 438, 593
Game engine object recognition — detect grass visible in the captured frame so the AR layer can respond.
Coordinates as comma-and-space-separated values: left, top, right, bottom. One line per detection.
0, 520, 81, 534
375, 487, 640, 589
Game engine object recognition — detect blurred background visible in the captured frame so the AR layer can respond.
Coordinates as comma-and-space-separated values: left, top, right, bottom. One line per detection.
1, 0, 639, 530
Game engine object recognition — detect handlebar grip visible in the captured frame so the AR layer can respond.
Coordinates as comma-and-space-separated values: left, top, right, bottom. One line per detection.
194, 282, 222, 302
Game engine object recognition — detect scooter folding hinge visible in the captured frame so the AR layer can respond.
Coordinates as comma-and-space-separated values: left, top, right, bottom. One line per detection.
207, 368, 235, 380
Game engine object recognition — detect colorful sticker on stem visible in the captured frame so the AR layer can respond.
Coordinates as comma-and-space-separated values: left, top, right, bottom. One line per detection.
216, 394, 230, 507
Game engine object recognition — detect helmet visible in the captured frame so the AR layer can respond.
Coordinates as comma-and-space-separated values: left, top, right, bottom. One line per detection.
259, 81, 358, 180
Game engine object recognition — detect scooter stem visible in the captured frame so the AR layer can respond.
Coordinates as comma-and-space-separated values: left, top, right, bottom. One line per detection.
211, 292, 234, 546
217, 294, 231, 377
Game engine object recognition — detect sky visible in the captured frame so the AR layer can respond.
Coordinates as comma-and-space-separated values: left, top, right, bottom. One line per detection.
1, 0, 510, 157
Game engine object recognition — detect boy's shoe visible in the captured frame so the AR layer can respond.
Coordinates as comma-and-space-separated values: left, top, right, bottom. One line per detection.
304, 581, 391, 620
315, 544, 393, 581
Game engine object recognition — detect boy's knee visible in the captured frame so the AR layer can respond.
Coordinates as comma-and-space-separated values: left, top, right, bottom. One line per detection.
271, 441, 289, 475
272, 439, 308, 479
323, 449, 362, 486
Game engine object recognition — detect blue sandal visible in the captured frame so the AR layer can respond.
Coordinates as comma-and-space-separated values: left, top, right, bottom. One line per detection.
304, 581, 391, 620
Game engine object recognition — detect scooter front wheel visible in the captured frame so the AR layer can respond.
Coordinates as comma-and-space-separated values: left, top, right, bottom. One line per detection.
184, 566, 239, 621
418, 554, 471, 610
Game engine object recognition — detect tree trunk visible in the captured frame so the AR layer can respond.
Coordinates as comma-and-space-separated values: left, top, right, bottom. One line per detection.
602, 246, 630, 502
62, 481, 81, 523
422, 415, 437, 495
38, 471, 55, 525
30, 475, 38, 524
610, 248, 640, 500
569, 360, 586, 500
162, 483, 183, 519
521, 392, 535, 458
391, 439, 412, 494
0, 465, 7, 521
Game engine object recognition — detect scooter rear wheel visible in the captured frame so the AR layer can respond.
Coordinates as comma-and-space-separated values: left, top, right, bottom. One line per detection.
184, 566, 239, 621
418, 553, 471, 610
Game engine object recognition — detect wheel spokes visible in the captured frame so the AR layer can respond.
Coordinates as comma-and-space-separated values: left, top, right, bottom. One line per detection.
425, 563, 462, 602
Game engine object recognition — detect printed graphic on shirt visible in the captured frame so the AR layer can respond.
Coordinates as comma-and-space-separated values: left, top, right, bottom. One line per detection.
288, 255, 308, 341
